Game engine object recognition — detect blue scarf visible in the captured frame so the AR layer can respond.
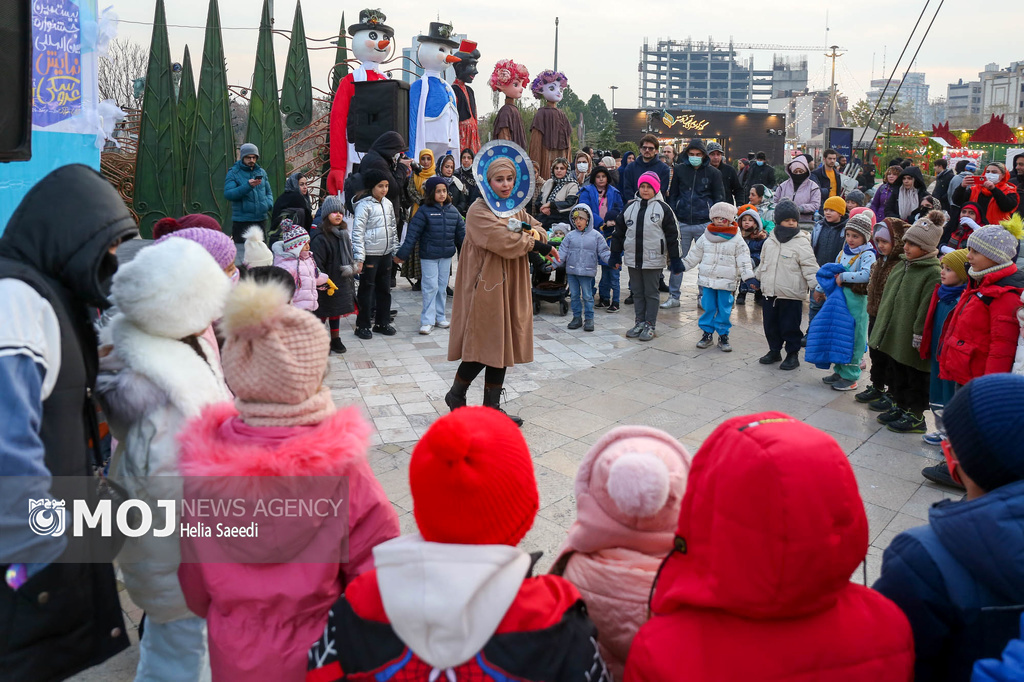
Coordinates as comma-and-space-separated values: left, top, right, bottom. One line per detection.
842, 242, 875, 257
937, 283, 966, 303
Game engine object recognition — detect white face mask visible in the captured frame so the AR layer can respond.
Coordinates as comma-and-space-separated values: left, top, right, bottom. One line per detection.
576, 162, 588, 173
985, 172, 1001, 183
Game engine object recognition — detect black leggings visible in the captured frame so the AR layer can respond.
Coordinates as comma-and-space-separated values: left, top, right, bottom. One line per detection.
457, 361, 506, 386
318, 315, 341, 333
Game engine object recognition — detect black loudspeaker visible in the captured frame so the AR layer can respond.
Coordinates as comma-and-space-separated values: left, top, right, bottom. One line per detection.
0, 0, 32, 161
348, 80, 410, 154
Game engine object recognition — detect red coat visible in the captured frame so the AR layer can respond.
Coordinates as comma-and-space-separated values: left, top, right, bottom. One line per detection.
624, 412, 914, 682
939, 263, 1024, 385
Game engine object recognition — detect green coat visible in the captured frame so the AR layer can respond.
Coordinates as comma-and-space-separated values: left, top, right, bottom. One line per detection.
868, 254, 941, 371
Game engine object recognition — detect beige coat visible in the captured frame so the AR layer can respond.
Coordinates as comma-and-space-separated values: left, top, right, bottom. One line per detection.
756, 230, 819, 300
448, 199, 544, 368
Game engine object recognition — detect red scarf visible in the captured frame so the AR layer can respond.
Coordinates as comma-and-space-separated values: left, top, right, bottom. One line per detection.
707, 222, 739, 237
970, 173, 1019, 224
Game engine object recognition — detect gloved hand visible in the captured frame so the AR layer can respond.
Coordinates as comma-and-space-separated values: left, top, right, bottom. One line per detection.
670, 257, 685, 275
912, 334, 922, 349
743, 278, 759, 289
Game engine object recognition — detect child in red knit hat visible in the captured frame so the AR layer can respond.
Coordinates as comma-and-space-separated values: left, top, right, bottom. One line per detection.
307, 407, 612, 682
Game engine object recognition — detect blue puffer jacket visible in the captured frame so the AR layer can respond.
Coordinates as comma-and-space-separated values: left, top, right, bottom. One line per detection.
558, 204, 611, 277
577, 183, 623, 233
395, 201, 465, 262
875, 480, 1024, 682
224, 160, 274, 222
973, 614, 1024, 681
805, 262, 856, 368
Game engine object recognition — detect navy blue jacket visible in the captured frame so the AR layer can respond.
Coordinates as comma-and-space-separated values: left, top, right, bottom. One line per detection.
874, 480, 1024, 682
396, 201, 465, 261
619, 156, 670, 199
668, 140, 725, 225
224, 159, 274, 222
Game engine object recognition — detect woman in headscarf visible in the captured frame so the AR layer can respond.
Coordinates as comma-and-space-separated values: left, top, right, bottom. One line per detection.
455, 148, 478, 201
271, 171, 313, 234
774, 156, 821, 227
435, 152, 470, 216
884, 166, 928, 221
950, 161, 1020, 225
403, 149, 437, 288
534, 157, 579, 229
573, 150, 593, 187
446, 145, 560, 426
870, 165, 901, 221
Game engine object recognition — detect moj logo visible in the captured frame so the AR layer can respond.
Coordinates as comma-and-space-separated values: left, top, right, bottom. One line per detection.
28, 499, 66, 537
28, 498, 176, 538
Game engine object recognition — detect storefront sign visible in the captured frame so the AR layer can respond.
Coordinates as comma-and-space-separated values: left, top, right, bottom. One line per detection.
32, 0, 83, 128
661, 111, 711, 134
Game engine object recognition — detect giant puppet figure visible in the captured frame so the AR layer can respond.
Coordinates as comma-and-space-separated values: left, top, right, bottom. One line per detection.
327, 8, 394, 195
452, 40, 481, 154
489, 59, 529, 150
408, 22, 461, 160
528, 70, 572, 182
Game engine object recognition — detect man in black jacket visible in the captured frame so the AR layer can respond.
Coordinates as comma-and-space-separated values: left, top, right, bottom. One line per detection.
810, 148, 841, 209
743, 151, 776, 198
664, 138, 724, 308
707, 142, 744, 205
931, 158, 954, 211
0, 165, 137, 681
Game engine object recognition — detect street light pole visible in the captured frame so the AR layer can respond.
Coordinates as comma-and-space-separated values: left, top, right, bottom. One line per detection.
609, 85, 618, 111
553, 18, 559, 71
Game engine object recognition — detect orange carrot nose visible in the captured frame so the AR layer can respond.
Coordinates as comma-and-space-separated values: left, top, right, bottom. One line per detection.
377, 40, 390, 49
445, 54, 461, 64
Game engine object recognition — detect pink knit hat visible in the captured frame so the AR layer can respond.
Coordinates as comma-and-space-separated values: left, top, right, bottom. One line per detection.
152, 213, 223, 240
219, 277, 333, 427
156, 226, 237, 270
556, 425, 691, 559
638, 171, 661, 196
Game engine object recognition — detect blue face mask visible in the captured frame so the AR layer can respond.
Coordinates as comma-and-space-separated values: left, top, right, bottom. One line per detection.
756, 160, 764, 166
688, 155, 702, 167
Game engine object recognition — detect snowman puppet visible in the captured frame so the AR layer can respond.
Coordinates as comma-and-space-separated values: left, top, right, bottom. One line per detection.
327, 8, 394, 195
408, 22, 461, 160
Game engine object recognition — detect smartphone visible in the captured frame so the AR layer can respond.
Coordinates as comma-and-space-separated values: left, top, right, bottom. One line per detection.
963, 175, 975, 187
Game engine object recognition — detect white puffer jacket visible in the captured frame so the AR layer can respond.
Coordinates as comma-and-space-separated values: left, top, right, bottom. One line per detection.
682, 228, 755, 291
352, 195, 398, 261
1013, 292, 1024, 376
756, 230, 819, 300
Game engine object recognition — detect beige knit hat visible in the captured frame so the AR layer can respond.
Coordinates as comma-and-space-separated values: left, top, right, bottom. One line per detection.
220, 278, 334, 426
902, 209, 946, 256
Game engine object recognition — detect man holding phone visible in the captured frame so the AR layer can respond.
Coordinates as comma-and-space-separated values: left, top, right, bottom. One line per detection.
225, 142, 275, 243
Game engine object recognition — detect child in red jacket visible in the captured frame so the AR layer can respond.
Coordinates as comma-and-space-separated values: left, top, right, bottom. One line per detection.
624, 412, 914, 682
939, 218, 1024, 388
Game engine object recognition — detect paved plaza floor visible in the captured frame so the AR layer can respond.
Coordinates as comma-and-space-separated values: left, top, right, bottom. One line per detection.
73, 270, 960, 680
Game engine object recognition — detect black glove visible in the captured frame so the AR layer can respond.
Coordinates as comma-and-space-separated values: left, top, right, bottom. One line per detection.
609, 251, 622, 269
532, 240, 554, 257
670, 257, 685, 275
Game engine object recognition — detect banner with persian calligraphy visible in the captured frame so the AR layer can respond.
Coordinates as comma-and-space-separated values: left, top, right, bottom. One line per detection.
32, 0, 83, 128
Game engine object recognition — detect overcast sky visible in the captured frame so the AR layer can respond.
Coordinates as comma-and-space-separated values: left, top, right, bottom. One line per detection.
111, 0, 1022, 117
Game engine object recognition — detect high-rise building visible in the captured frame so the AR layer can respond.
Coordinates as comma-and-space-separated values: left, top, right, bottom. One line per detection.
865, 72, 930, 125
981, 61, 1024, 127
639, 38, 808, 111
946, 63, 1006, 129
398, 33, 468, 85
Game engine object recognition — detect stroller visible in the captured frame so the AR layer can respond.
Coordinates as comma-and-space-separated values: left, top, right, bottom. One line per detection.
531, 224, 569, 315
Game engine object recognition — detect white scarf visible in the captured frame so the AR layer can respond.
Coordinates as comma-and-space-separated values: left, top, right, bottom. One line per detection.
897, 186, 919, 221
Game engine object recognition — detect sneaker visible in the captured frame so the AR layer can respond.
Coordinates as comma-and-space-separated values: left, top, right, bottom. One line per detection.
355, 327, 372, 340
594, 298, 608, 309
411, 280, 422, 292
606, 303, 620, 313
372, 324, 397, 336
888, 412, 926, 434
626, 322, 645, 338
567, 316, 583, 330
717, 334, 732, 352
736, 292, 747, 305
922, 461, 966, 490
779, 353, 800, 370
638, 323, 656, 342
583, 319, 594, 332
876, 407, 904, 424
922, 430, 945, 446
855, 385, 884, 403
822, 372, 841, 385
419, 325, 433, 335
659, 297, 680, 309
759, 350, 782, 365
868, 393, 895, 412
329, 337, 346, 354
624, 294, 634, 305
696, 331, 714, 349
831, 378, 858, 391
435, 319, 450, 329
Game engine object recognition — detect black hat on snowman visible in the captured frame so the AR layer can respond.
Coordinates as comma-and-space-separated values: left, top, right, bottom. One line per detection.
348, 8, 394, 37
417, 22, 459, 49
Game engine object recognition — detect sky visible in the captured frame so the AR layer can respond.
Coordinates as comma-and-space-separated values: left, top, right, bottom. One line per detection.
110, 0, 1023, 118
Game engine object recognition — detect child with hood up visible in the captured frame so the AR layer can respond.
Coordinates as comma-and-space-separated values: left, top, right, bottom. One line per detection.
549, 426, 691, 680
310, 195, 356, 354
944, 201, 982, 252
624, 413, 914, 682
559, 204, 611, 332
273, 220, 329, 312
177, 276, 400, 682
735, 204, 768, 305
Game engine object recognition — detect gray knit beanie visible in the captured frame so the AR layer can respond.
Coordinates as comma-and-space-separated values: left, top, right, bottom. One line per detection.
320, 194, 345, 217
967, 225, 1020, 266
239, 142, 260, 159
774, 199, 800, 225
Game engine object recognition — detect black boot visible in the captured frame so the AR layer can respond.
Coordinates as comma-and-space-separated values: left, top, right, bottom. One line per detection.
330, 337, 346, 354
483, 383, 523, 427
444, 376, 471, 412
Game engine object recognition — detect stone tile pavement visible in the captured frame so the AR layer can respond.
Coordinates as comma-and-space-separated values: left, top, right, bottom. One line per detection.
72, 270, 960, 680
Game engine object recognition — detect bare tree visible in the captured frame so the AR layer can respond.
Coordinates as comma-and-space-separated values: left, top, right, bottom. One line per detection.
98, 38, 149, 110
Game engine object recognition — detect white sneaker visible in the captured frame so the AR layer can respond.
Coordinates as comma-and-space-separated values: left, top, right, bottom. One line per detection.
435, 319, 450, 328
659, 298, 681, 309
418, 325, 433, 335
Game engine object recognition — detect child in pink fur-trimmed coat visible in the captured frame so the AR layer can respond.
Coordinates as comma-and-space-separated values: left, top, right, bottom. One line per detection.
549, 426, 691, 680
176, 277, 399, 682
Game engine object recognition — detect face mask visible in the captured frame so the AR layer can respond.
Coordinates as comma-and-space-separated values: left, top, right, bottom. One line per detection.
688, 156, 702, 167
985, 172, 1000, 183
576, 162, 588, 173
756, 160, 764, 166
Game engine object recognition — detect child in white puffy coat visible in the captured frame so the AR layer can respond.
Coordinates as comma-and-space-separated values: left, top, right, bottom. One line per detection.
682, 202, 756, 352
